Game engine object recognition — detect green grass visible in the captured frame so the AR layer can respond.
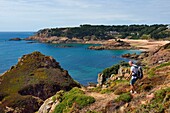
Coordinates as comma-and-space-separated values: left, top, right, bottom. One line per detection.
89, 87, 102, 93
100, 89, 112, 94
86, 111, 102, 113
54, 87, 95, 113
137, 87, 170, 112
156, 62, 170, 69
115, 92, 132, 102
148, 62, 170, 78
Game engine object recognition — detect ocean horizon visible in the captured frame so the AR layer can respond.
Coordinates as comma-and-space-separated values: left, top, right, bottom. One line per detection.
0, 32, 141, 85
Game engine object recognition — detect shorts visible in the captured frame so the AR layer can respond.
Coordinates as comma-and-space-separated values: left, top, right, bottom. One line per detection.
130, 76, 138, 85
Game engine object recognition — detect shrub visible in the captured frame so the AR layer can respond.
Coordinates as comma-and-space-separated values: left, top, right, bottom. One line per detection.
100, 89, 112, 94
148, 62, 170, 78
54, 87, 95, 113
115, 92, 132, 102
137, 87, 170, 112
102, 64, 119, 78
86, 111, 102, 113
90, 87, 102, 93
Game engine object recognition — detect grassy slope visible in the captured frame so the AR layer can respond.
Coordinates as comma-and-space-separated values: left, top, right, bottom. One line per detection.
0, 51, 80, 112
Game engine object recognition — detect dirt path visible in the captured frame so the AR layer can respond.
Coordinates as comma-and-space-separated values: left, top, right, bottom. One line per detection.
80, 91, 118, 112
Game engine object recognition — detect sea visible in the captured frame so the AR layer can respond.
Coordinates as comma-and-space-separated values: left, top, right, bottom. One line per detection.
0, 32, 141, 85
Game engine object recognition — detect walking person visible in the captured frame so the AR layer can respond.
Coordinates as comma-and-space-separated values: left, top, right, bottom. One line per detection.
128, 61, 138, 94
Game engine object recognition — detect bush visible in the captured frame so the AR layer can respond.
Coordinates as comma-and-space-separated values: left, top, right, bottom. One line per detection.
102, 61, 129, 78
54, 87, 95, 113
148, 62, 170, 78
115, 92, 132, 102
137, 87, 170, 112
100, 89, 112, 94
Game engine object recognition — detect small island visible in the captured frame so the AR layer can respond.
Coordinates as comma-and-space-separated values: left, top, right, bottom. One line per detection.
9, 37, 22, 41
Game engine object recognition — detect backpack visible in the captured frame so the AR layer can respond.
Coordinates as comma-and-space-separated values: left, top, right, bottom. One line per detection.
136, 66, 143, 79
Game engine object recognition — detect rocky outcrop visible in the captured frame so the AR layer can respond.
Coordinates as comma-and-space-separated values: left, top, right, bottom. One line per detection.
38, 90, 64, 113
26, 36, 85, 44
88, 40, 134, 50
122, 53, 139, 60
9, 37, 22, 41
97, 73, 105, 86
122, 51, 149, 60
0, 51, 80, 113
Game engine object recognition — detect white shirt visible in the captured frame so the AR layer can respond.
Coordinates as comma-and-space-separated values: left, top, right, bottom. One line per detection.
131, 64, 138, 78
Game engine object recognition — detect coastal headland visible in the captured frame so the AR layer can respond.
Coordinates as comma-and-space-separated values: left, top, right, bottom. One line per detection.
25, 24, 170, 51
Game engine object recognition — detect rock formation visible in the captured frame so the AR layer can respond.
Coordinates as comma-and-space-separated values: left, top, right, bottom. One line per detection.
88, 40, 134, 50
0, 51, 80, 113
146, 42, 170, 65
9, 37, 22, 41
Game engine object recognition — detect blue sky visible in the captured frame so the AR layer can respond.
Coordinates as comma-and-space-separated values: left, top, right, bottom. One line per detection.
0, 0, 170, 31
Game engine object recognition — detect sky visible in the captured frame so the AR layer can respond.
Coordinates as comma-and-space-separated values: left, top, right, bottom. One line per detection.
0, 0, 170, 31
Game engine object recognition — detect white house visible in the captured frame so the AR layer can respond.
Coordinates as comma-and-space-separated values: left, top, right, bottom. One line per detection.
167, 24, 170, 29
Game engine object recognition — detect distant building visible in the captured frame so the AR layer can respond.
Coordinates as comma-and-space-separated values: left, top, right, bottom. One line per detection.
107, 31, 119, 35
167, 24, 170, 29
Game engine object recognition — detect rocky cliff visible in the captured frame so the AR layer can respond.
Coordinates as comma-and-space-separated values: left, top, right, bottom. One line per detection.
0, 51, 80, 113
146, 42, 170, 65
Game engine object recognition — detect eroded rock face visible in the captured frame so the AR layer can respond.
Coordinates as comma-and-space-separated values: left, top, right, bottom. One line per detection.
0, 51, 80, 113
146, 43, 170, 65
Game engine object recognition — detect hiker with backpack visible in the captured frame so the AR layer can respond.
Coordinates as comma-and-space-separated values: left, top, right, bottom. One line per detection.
128, 61, 143, 94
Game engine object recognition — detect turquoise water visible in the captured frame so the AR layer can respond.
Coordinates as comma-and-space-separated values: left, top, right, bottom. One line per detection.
0, 32, 141, 85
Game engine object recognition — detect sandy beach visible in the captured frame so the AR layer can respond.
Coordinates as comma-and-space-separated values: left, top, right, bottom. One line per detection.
120, 39, 170, 51
85, 39, 170, 51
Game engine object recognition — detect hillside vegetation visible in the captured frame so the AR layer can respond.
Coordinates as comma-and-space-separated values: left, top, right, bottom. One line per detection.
34, 24, 170, 40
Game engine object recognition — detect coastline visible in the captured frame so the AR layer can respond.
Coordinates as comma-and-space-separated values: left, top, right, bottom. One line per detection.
25, 33, 170, 52
27, 36, 170, 52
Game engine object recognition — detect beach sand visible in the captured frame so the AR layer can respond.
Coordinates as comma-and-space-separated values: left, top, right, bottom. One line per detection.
121, 39, 170, 51
86, 39, 170, 51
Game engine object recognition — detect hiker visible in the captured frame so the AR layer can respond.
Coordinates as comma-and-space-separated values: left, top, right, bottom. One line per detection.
128, 61, 138, 94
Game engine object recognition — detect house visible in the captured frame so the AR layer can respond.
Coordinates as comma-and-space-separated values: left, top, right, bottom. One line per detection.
167, 24, 170, 29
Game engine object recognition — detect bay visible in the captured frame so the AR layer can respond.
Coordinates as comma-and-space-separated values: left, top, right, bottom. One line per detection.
0, 32, 141, 85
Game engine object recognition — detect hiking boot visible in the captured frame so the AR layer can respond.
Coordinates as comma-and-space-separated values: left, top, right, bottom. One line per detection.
134, 91, 137, 94
130, 90, 133, 93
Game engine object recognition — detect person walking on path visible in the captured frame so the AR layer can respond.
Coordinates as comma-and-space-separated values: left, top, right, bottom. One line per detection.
128, 61, 138, 94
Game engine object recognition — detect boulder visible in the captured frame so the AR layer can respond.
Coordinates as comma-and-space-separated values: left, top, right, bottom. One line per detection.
97, 73, 105, 86
122, 53, 139, 60
38, 90, 64, 113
